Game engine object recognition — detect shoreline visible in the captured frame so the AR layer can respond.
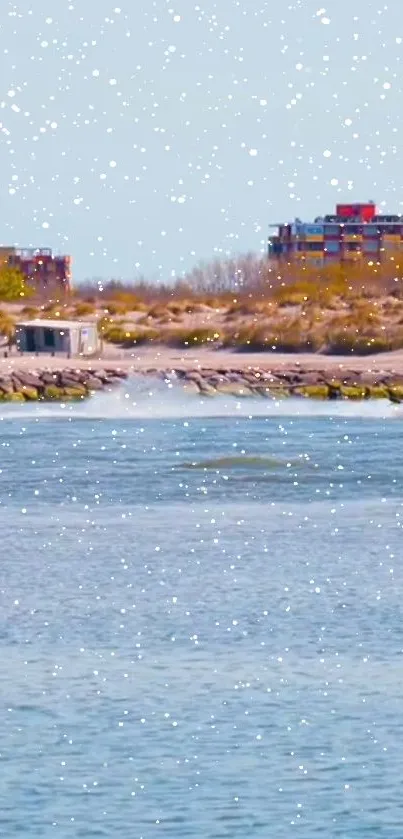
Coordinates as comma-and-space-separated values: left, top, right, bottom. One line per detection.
3, 344, 403, 373
1, 346, 403, 401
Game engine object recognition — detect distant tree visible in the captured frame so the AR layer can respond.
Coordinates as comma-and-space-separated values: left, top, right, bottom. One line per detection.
0, 266, 34, 301
0, 309, 16, 347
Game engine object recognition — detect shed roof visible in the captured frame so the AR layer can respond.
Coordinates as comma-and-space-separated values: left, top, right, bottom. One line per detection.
16, 319, 95, 330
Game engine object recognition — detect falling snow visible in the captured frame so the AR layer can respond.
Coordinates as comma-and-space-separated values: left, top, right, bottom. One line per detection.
2, 379, 403, 835
1, 4, 402, 837
0, 0, 399, 279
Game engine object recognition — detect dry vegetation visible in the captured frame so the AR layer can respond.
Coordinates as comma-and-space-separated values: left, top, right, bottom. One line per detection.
4, 253, 403, 354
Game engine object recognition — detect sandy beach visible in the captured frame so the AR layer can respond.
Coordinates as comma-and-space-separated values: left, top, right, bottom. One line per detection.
2, 344, 403, 375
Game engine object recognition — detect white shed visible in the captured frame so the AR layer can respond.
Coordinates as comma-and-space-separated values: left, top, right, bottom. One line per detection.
15, 319, 100, 357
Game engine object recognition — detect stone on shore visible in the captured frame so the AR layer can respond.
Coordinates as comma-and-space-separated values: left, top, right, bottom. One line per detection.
62, 386, 88, 400
0, 379, 14, 395
216, 382, 254, 397
7, 392, 25, 402
183, 381, 200, 395
0, 368, 128, 403
1, 363, 403, 403
85, 376, 105, 391
21, 386, 40, 400
150, 366, 403, 401
293, 384, 330, 399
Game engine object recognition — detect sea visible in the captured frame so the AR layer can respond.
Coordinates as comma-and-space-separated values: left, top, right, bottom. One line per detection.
1, 376, 403, 838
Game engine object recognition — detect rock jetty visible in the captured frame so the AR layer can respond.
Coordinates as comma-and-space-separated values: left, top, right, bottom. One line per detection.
2, 364, 403, 402
138, 367, 403, 401
0, 368, 128, 401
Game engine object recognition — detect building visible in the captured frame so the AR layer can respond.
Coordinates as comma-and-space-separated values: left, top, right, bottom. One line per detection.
268, 202, 403, 265
1, 246, 71, 293
0, 246, 19, 268
15, 320, 100, 356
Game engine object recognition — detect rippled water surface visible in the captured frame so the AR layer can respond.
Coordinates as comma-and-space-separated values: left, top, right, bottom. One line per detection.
1, 380, 403, 837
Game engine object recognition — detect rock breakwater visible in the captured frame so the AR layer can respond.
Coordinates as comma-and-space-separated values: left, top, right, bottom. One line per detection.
141, 367, 403, 401
2, 364, 403, 402
0, 368, 128, 401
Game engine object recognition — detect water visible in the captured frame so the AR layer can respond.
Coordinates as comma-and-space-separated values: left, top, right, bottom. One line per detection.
1, 378, 403, 837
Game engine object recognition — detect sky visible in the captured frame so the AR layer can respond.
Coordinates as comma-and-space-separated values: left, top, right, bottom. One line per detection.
0, 0, 402, 282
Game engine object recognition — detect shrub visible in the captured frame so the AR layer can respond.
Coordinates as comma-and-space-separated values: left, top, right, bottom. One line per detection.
272, 276, 351, 308
0, 311, 15, 341
167, 301, 187, 316
226, 300, 259, 317
222, 326, 269, 351
325, 332, 392, 355
105, 292, 145, 311
105, 301, 130, 316
103, 326, 158, 346
42, 301, 62, 313
0, 267, 33, 301
192, 301, 217, 313
275, 289, 311, 307
195, 296, 224, 309
345, 302, 382, 328
102, 326, 127, 343
73, 301, 96, 317
147, 304, 169, 319
97, 314, 121, 333
164, 328, 222, 347
20, 305, 40, 318
223, 321, 318, 353
40, 304, 69, 319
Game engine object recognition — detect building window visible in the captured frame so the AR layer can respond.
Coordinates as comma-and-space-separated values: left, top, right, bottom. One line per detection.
304, 242, 323, 251
304, 225, 324, 235
344, 225, 362, 234
307, 257, 324, 266
379, 225, 402, 235
363, 241, 379, 253
325, 241, 340, 253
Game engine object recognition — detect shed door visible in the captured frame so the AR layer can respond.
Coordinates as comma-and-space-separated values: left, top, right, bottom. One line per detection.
43, 328, 56, 349
25, 327, 36, 352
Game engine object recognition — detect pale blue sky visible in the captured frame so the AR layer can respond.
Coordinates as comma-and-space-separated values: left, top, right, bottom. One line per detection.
0, 0, 401, 281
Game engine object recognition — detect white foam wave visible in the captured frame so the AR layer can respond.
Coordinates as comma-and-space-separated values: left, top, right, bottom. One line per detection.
0, 377, 400, 421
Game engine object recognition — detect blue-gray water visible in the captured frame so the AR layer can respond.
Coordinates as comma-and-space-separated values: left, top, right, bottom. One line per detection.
1, 379, 403, 837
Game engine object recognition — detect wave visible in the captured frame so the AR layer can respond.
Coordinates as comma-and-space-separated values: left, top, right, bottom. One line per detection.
176, 455, 301, 470
0, 376, 400, 421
